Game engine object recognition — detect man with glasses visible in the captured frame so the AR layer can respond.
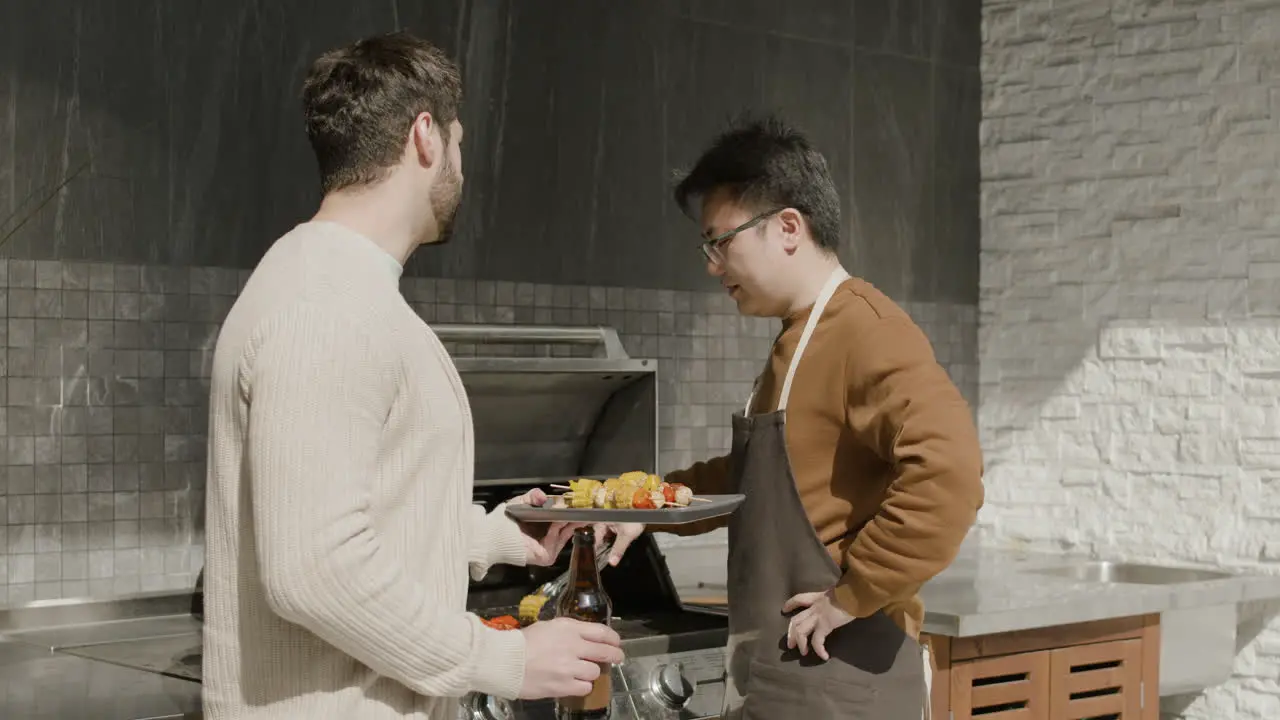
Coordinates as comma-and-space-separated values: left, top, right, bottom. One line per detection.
652, 115, 984, 719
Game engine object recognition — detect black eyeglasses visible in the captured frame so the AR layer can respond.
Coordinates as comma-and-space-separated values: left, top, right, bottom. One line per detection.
698, 207, 786, 264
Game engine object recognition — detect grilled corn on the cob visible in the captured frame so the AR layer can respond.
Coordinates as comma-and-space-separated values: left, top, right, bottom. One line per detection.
518, 593, 549, 624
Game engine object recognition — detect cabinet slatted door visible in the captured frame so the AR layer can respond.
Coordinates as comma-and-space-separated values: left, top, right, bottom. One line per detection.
951, 650, 1051, 719
1048, 639, 1143, 719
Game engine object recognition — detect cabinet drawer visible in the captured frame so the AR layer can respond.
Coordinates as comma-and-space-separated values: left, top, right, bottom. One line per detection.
1049, 639, 1144, 719
951, 650, 1051, 719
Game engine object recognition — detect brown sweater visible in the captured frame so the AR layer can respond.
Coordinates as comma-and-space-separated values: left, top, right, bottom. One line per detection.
660, 277, 984, 640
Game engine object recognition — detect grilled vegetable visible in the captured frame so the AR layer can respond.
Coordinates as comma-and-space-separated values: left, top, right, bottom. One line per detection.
632, 489, 656, 510
482, 614, 521, 630
568, 489, 593, 508
518, 594, 549, 623
614, 487, 636, 509
548, 472, 698, 511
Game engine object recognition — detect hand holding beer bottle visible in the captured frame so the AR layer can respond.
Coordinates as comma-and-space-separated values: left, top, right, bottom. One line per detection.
517, 526, 623, 711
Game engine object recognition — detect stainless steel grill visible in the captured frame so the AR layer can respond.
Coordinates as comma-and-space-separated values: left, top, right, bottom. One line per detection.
446, 324, 729, 720
0, 324, 728, 720
444, 324, 657, 489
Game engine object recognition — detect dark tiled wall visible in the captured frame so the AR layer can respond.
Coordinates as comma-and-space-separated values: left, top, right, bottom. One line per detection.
1, 0, 983, 603
1, 0, 979, 303
0, 258, 976, 604
0, 260, 222, 605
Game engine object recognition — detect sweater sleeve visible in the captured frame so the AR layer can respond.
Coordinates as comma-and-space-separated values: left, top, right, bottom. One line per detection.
830, 317, 985, 619
467, 503, 528, 581
649, 455, 733, 536
246, 305, 526, 700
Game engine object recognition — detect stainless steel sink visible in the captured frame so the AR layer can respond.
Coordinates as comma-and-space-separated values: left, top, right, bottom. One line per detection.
1027, 560, 1240, 696
1029, 560, 1233, 585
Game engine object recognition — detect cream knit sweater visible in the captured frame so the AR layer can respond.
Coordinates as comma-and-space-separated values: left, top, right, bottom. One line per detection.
203, 221, 528, 719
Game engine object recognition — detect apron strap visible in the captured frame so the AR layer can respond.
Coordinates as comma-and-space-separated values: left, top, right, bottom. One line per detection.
742, 377, 761, 416
922, 643, 933, 720
742, 266, 850, 415
777, 267, 849, 412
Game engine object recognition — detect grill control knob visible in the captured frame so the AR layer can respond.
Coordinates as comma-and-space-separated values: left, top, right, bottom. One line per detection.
463, 693, 514, 720
650, 663, 694, 708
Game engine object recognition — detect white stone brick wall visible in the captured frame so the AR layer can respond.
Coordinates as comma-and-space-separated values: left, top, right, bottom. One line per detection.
982, 2, 1280, 718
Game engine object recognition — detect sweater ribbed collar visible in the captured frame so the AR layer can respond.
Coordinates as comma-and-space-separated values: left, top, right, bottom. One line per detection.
307, 220, 404, 280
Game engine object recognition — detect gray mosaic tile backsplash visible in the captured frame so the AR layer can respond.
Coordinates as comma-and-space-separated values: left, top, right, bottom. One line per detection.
0, 258, 977, 605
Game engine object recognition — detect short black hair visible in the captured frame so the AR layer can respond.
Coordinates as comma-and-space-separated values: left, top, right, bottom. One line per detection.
302, 31, 462, 194
674, 114, 841, 249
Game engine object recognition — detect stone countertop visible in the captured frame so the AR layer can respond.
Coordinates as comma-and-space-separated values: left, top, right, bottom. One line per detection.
673, 543, 1280, 639
0, 609, 203, 720
919, 545, 1280, 637
0, 639, 201, 720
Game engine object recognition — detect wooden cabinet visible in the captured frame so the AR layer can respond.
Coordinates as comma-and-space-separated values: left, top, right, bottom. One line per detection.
926, 614, 1159, 720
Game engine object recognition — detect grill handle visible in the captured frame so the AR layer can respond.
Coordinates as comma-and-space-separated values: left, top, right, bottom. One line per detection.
431, 324, 629, 360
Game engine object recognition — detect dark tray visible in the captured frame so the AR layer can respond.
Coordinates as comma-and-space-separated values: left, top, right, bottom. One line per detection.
505, 494, 745, 524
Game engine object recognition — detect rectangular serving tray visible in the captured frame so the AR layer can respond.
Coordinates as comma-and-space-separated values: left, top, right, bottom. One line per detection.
505, 494, 745, 524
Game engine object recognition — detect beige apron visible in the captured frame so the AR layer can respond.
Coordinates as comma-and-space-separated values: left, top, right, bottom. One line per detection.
719, 267, 932, 719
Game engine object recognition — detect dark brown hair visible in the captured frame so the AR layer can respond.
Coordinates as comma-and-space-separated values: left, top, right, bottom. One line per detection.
302, 31, 462, 193
674, 113, 841, 249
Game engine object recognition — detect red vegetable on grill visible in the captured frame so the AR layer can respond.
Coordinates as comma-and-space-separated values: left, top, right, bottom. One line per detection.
481, 614, 520, 630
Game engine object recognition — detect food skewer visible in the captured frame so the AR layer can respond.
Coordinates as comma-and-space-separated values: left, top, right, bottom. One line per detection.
543, 476, 711, 508
547, 483, 711, 503
505, 477, 746, 530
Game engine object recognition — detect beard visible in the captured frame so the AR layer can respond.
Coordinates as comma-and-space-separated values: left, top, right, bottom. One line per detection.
428, 155, 463, 245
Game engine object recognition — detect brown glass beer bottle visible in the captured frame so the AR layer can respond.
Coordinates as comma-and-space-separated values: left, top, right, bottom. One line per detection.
554, 526, 613, 720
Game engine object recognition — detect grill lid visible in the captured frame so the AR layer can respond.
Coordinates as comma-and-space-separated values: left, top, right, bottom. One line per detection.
434, 324, 658, 487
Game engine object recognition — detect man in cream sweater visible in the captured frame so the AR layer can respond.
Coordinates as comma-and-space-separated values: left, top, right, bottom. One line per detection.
202, 32, 624, 719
